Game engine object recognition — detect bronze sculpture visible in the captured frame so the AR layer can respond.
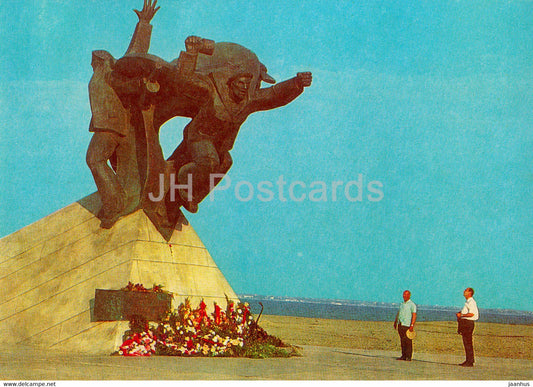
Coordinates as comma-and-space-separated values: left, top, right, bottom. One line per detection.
86, 0, 312, 233
86, 1, 161, 228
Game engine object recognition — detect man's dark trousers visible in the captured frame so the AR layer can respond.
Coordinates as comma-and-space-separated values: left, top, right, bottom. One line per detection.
398, 324, 413, 360
460, 320, 475, 364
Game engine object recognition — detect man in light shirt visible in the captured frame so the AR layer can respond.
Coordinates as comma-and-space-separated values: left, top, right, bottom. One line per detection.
393, 290, 417, 361
456, 287, 479, 367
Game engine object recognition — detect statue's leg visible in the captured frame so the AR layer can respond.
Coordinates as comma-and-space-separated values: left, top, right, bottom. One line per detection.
177, 140, 219, 212
217, 151, 233, 182
113, 127, 142, 216
140, 105, 173, 227
86, 132, 125, 227
194, 151, 233, 204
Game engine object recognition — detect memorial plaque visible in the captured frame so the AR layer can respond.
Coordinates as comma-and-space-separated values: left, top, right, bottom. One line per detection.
94, 289, 172, 321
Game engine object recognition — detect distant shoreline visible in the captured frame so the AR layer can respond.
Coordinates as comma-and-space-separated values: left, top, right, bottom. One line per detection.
239, 294, 533, 325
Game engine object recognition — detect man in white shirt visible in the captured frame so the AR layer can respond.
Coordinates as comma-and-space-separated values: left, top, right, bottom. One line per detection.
394, 290, 417, 361
456, 287, 479, 367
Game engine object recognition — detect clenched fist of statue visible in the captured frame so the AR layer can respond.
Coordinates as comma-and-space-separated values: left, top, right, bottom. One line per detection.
185, 36, 215, 55
296, 72, 313, 88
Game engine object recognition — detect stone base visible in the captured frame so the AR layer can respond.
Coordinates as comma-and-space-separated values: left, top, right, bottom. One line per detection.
0, 193, 238, 354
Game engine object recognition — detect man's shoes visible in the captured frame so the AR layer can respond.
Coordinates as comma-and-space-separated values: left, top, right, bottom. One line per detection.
459, 362, 474, 367
396, 357, 406, 361
405, 358, 412, 361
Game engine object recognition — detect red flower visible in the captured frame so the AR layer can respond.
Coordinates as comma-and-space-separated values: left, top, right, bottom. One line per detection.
214, 303, 222, 325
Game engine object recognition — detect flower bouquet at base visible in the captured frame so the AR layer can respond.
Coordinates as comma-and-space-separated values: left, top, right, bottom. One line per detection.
114, 293, 300, 358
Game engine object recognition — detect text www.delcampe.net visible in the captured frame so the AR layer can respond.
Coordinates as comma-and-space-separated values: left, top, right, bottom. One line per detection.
4, 383, 56, 387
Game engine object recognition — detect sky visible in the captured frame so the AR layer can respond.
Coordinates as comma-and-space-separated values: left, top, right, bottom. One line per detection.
0, 1, 531, 311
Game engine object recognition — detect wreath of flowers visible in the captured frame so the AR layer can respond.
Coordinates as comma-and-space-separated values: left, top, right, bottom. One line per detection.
116, 293, 291, 358
121, 281, 167, 293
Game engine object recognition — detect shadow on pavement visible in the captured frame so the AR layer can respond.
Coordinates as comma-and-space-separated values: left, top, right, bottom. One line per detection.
333, 349, 460, 367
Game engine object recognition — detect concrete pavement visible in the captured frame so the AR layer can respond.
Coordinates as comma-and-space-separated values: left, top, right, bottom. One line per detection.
1, 344, 531, 380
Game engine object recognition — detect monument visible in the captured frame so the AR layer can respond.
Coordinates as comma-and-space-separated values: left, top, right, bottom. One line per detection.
0, 0, 312, 354
86, 0, 312, 232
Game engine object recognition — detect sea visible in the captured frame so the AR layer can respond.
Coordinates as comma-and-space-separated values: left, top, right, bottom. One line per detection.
238, 295, 533, 325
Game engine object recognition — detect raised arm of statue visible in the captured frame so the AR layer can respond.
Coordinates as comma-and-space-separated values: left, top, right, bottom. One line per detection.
174, 36, 215, 75
126, 0, 160, 55
251, 72, 312, 112
168, 36, 213, 103
174, 36, 203, 76
134, 0, 160, 22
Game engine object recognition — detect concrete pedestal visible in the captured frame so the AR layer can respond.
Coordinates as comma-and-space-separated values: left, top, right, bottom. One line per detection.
0, 193, 238, 354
